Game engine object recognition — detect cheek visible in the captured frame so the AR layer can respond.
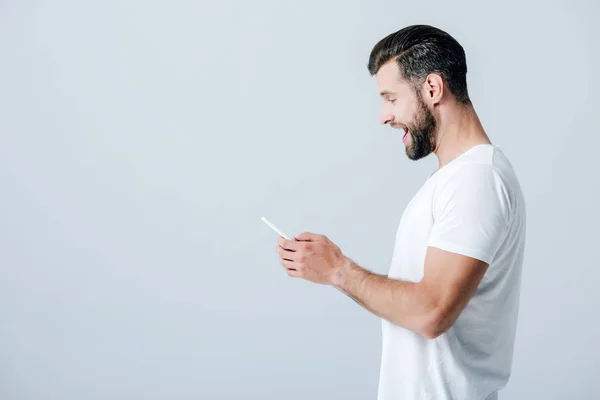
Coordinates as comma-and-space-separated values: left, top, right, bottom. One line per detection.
406, 104, 422, 124
396, 106, 413, 124
396, 96, 414, 115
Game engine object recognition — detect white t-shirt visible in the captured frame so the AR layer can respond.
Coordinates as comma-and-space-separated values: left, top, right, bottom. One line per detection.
378, 144, 526, 400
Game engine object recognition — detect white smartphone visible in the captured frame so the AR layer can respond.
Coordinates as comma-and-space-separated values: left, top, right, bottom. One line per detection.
261, 216, 291, 240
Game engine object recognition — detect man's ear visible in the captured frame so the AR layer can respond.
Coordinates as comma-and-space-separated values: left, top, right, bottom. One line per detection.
423, 73, 444, 106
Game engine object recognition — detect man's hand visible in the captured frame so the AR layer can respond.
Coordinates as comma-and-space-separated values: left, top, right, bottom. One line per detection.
276, 232, 348, 285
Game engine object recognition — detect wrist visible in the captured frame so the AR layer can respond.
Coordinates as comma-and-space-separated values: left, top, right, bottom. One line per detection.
331, 256, 354, 288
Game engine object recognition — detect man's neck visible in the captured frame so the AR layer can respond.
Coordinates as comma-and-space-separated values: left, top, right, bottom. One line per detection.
433, 103, 491, 169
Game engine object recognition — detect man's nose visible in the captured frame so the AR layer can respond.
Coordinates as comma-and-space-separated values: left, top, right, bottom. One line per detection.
380, 113, 394, 125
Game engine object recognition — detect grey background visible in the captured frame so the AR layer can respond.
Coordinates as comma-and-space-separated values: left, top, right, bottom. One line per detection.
0, 0, 598, 399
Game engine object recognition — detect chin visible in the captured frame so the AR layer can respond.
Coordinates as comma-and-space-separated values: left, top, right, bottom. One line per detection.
405, 147, 430, 161
405, 145, 417, 160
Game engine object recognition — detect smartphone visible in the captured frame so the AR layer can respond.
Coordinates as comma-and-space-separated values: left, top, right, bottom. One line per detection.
261, 216, 291, 240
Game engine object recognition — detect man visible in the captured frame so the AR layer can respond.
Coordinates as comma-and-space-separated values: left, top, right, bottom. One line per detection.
275, 24, 526, 400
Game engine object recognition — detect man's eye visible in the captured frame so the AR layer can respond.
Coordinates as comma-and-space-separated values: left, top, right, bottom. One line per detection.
389, 99, 396, 104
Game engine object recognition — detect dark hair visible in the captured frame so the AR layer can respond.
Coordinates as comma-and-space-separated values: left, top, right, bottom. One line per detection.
367, 25, 471, 104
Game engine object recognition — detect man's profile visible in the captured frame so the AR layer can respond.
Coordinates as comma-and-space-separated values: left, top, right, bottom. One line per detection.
275, 24, 526, 400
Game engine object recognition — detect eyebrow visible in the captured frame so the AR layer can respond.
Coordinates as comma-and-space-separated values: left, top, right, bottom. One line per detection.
379, 90, 396, 97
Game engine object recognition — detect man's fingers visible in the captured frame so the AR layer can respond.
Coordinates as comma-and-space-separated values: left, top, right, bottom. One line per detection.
281, 257, 301, 277
277, 236, 301, 251
280, 257, 297, 271
286, 268, 301, 278
275, 236, 308, 279
276, 244, 300, 261
294, 232, 323, 242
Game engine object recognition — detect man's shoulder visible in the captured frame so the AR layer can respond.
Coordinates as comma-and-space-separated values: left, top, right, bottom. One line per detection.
436, 146, 520, 193
432, 154, 522, 219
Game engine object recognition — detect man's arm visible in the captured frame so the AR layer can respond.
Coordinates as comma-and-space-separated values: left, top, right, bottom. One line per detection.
327, 165, 512, 338
332, 246, 488, 339
278, 165, 509, 337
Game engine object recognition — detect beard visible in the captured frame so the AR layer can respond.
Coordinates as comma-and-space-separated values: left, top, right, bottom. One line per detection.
405, 94, 437, 161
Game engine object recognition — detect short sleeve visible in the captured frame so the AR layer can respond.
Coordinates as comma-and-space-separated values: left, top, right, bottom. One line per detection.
428, 164, 513, 264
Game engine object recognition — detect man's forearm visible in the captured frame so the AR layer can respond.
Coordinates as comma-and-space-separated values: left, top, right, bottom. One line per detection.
331, 257, 439, 337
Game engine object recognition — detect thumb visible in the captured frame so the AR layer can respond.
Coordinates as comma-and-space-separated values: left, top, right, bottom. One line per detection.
294, 232, 320, 241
